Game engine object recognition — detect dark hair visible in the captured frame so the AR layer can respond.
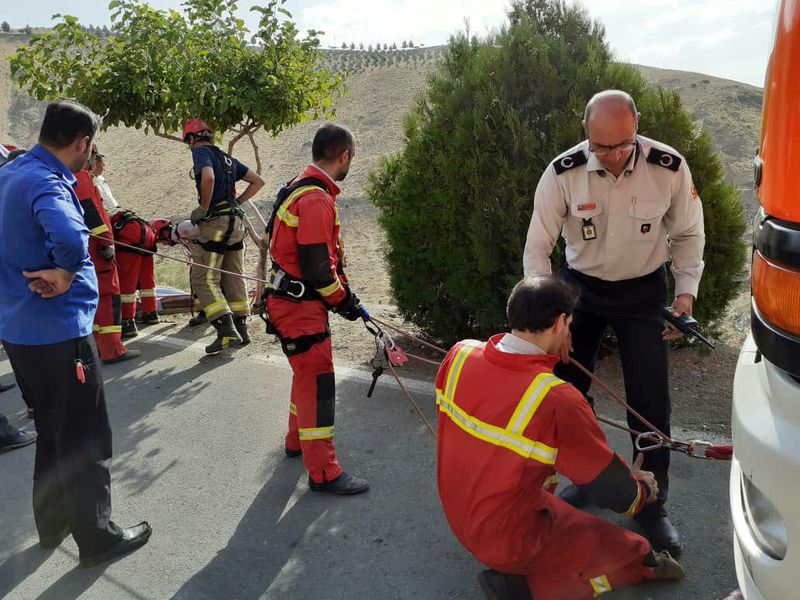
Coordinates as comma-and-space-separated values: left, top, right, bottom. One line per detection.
38, 100, 100, 149
312, 122, 354, 162
507, 276, 580, 333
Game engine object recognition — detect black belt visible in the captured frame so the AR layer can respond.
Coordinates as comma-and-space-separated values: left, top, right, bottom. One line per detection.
266, 264, 322, 302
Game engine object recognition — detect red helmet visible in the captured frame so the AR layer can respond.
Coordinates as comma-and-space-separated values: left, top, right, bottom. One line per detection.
151, 218, 175, 245
182, 118, 213, 142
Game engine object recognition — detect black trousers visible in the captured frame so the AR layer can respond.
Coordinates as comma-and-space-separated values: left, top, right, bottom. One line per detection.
555, 266, 671, 516
2, 336, 121, 554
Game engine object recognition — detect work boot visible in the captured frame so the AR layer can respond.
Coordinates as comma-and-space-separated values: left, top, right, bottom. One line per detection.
189, 311, 208, 327
138, 311, 160, 325
234, 315, 250, 346
121, 319, 139, 338
648, 550, 685, 580
0, 382, 15, 393
0, 429, 37, 454
103, 349, 142, 365
557, 483, 589, 508
477, 569, 532, 600
205, 314, 242, 354
635, 512, 682, 557
308, 472, 369, 495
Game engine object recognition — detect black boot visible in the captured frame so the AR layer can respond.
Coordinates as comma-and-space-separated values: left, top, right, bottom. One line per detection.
234, 315, 250, 346
205, 314, 242, 354
635, 510, 682, 557
121, 319, 139, 338
308, 472, 369, 495
477, 570, 532, 600
138, 311, 160, 325
189, 310, 208, 327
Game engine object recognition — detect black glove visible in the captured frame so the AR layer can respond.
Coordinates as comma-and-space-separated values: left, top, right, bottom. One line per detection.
332, 288, 362, 321
99, 244, 115, 261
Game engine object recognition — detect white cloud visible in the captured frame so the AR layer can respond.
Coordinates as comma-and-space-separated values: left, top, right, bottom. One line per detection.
296, 0, 509, 47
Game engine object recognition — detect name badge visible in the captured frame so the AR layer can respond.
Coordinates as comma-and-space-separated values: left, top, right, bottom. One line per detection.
582, 219, 597, 241
577, 202, 597, 211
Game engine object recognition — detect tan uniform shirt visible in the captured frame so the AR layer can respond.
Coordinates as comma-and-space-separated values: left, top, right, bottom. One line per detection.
523, 135, 705, 298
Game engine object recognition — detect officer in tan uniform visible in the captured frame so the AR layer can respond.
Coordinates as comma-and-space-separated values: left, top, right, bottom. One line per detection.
523, 90, 705, 557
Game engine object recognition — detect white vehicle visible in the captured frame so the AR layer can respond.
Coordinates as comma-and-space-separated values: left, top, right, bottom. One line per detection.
730, 1, 800, 598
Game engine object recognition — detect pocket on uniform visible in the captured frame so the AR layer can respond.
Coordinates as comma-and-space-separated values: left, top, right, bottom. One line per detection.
628, 200, 667, 241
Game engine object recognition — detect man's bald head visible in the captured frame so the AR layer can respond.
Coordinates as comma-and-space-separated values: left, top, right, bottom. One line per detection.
582, 90, 640, 176
583, 90, 638, 124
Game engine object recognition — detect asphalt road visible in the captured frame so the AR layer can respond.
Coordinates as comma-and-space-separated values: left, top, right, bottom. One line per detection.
0, 324, 737, 599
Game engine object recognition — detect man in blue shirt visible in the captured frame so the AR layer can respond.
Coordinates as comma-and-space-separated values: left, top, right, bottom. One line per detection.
0, 100, 151, 567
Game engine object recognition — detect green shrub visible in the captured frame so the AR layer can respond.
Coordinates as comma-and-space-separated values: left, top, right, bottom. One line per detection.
368, 0, 746, 344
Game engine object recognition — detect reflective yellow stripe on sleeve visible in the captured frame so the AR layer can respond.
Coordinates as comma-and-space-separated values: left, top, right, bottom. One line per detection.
290, 403, 298, 416
90, 224, 109, 235
298, 425, 334, 440
625, 482, 643, 516
139, 288, 157, 298
590, 575, 612, 596
316, 279, 342, 298
120, 293, 138, 303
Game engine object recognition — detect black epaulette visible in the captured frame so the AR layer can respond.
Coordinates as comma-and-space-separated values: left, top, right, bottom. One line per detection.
646, 148, 682, 172
553, 150, 588, 175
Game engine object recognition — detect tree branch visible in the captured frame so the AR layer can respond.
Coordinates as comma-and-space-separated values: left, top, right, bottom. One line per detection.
227, 123, 251, 155
155, 131, 185, 143
246, 125, 263, 174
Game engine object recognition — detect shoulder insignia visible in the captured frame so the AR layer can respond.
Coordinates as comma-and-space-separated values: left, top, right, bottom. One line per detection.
646, 148, 682, 172
553, 150, 588, 175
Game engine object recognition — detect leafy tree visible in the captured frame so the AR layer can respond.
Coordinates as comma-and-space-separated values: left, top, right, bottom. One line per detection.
368, 44, 373, 52
368, 0, 746, 343
11, 0, 344, 175
350, 42, 355, 50
401, 40, 407, 49
408, 40, 414, 48
359, 42, 364, 50
341, 41, 347, 49
22, 25, 33, 34
1, 22, 11, 33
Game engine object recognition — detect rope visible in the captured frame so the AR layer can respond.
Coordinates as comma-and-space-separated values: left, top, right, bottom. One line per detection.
93, 234, 729, 460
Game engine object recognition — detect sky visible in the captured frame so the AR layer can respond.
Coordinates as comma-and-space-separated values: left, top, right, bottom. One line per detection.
1, 0, 777, 86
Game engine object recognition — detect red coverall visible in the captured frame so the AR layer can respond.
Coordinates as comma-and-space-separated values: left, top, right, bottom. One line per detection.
436, 335, 654, 600
74, 169, 127, 361
109, 209, 157, 320
267, 165, 350, 484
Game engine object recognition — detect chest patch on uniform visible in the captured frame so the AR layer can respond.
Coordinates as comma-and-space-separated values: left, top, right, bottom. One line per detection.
646, 148, 682, 172
553, 150, 588, 175
641, 223, 652, 235
577, 202, 596, 211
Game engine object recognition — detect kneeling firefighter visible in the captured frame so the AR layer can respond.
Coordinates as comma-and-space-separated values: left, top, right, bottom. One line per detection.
183, 118, 265, 354
264, 123, 369, 495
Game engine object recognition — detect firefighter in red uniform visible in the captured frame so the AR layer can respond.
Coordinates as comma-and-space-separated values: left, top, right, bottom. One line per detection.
265, 123, 369, 495
74, 147, 139, 364
436, 276, 684, 600
108, 208, 160, 338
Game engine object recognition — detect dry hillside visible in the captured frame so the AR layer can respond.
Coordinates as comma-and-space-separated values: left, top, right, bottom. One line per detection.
0, 34, 762, 348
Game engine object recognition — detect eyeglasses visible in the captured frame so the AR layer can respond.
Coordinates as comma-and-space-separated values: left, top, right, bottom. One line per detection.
588, 136, 637, 156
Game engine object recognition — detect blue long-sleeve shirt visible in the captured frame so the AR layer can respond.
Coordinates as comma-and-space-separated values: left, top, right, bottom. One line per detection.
0, 144, 98, 345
